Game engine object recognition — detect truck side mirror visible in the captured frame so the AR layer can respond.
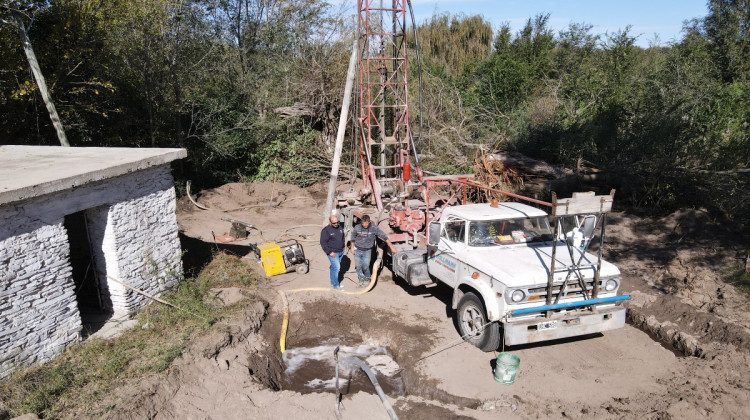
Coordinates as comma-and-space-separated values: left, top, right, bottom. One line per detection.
581, 215, 596, 239
427, 222, 441, 247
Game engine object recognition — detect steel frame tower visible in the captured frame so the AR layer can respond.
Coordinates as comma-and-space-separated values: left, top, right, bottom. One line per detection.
357, 0, 411, 211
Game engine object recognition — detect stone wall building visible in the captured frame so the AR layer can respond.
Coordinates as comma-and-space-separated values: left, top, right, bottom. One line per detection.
0, 146, 186, 378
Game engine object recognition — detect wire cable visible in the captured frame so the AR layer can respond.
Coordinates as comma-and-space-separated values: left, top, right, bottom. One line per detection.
406, 0, 424, 148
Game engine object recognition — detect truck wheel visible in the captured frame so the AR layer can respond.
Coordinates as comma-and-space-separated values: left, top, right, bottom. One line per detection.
296, 263, 309, 274
457, 292, 501, 352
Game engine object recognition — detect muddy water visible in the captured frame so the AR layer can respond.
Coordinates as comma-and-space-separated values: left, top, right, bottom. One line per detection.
281, 343, 405, 396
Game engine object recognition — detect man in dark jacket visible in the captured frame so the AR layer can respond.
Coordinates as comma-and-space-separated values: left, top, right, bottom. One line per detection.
349, 215, 398, 287
320, 214, 346, 290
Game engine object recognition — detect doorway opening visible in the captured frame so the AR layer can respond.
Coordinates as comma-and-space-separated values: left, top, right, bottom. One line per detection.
64, 210, 112, 337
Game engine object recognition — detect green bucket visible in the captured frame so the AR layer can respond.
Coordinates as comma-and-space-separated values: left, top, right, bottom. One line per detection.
494, 352, 520, 385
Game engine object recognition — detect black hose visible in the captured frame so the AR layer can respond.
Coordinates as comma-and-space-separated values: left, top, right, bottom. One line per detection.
352, 358, 399, 420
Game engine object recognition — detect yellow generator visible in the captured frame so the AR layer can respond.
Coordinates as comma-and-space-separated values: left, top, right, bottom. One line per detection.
257, 239, 309, 277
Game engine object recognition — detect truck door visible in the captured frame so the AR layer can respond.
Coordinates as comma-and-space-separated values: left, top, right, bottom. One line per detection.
428, 216, 465, 288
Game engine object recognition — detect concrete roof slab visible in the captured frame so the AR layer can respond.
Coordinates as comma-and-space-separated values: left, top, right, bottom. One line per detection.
0, 146, 187, 206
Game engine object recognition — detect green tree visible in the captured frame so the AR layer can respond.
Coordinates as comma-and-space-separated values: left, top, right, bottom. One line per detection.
703, 0, 750, 82
415, 12, 493, 79
475, 15, 555, 125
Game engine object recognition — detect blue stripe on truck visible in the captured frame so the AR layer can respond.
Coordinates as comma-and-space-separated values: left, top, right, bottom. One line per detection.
509, 295, 631, 316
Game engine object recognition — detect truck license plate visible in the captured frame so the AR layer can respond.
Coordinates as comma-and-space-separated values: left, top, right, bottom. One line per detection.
538, 320, 558, 330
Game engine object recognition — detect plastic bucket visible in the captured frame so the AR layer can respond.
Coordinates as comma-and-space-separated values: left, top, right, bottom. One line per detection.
494, 352, 520, 385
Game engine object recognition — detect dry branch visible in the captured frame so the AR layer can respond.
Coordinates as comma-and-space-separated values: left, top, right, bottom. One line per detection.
472, 150, 576, 200
471, 150, 525, 202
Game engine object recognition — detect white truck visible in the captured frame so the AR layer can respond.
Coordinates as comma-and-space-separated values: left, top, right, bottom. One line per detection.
390, 193, 629, 351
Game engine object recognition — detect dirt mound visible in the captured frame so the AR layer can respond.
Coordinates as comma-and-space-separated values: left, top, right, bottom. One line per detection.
176, 180, 330, 246
605, 208, 750, 357
104, 297, 273, 419
187, 182, 318, 213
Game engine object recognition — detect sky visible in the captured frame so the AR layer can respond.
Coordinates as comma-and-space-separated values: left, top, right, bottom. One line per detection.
338, 0, 710, 48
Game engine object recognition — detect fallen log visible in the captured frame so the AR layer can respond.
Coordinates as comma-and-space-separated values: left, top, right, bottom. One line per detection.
273, 102, 319, 118
488, 151, 572, 179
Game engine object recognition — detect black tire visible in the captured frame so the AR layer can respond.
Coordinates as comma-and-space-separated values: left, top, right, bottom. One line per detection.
456, 292, 501, 352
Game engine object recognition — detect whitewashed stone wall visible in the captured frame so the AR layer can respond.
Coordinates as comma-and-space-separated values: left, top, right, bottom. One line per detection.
0, 223, 82, 378
106, 182, 182, 316
0, 165, 183, 378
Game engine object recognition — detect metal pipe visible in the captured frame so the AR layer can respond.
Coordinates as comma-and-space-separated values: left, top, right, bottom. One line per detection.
546, 216, 559, 307
324, 40, 358, 223
509, 295, 630, 316
546, 192, 559, 311
351, 358, 399, 420
593, 213, 608, 300
407, 129, 420, 167
334, 346, 342, 419
465, 181, 553, 207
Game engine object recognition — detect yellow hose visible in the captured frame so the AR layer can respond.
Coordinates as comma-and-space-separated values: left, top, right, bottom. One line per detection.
277, 248, 384, 353
277, 290, 289, 353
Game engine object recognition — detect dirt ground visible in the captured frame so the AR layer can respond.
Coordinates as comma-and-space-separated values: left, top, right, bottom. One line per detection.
106, 181, 749, 419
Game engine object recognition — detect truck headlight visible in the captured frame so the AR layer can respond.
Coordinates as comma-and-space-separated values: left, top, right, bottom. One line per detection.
604, 279, 619, 291
511, 289, 525, 302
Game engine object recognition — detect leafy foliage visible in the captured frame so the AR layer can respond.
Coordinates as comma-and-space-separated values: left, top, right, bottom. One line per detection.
412, 6, 748, 223
1, 1, 748, 223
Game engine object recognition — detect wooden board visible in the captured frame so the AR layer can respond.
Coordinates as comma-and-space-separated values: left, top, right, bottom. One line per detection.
552, 191, 614, 216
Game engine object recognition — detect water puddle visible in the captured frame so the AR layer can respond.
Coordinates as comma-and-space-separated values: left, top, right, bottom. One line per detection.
281, 342, 405, 396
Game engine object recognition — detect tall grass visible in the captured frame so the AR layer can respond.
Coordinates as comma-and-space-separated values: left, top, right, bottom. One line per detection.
0, 251, 257, 419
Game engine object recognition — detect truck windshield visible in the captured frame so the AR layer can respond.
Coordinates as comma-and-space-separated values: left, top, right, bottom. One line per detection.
469, 217, 553, 246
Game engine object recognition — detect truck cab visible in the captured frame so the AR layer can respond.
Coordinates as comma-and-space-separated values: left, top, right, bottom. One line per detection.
411, 200, 628, 351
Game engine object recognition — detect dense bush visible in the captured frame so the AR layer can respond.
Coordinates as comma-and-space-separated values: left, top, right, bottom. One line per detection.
1, 1, 748, 223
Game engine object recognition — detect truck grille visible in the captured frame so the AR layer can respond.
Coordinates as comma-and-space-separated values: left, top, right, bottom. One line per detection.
528, 279, 600, 300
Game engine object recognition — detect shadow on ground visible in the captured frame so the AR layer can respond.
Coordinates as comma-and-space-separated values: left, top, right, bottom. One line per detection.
179, 232, 255, 277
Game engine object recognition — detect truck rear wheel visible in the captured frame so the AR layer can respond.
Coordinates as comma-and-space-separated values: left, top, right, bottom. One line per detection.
457, 292, 501, 352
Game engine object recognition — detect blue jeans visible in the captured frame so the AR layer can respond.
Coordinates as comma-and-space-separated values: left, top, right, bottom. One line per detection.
354, 248, 372, 281
327, 250, 344, 287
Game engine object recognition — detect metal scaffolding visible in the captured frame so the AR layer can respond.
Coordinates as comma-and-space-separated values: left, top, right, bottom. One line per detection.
357, 0, 411, 210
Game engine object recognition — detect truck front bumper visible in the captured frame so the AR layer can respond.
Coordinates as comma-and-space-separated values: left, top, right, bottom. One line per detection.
503, 305, 626, 346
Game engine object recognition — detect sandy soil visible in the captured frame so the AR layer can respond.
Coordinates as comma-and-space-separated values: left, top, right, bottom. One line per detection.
106, 181, 750, 419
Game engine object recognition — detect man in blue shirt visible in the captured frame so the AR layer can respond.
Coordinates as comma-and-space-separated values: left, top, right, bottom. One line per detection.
320, 215, 345, 290
349, 215, 398, 287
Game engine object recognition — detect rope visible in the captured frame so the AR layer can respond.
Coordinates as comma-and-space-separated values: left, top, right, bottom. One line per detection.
414, 320, 498, 364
